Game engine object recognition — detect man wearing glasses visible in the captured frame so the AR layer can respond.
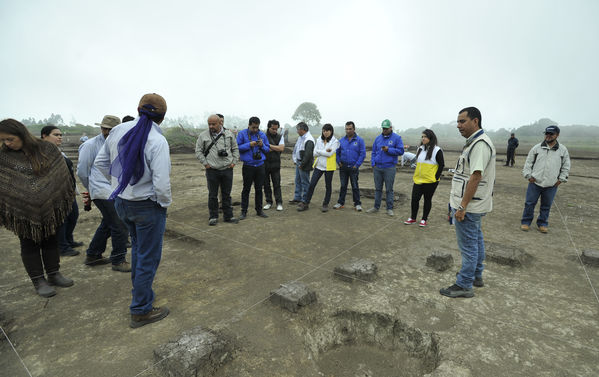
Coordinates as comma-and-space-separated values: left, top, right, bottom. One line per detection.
520, 125, 570, 233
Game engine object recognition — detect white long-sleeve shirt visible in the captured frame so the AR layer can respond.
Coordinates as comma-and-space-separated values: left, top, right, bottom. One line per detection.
77, 134, 112, 200
313, 136, 339, 171
94, 119, 172, 207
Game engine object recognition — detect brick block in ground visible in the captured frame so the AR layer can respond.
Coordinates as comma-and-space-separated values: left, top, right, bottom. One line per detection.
485, 241, 533, 267
426, 251, 454, 272
333, 259, 378, 282
154, 326, 235, 377
270, 281, 317, 313
581, 249, 599, 267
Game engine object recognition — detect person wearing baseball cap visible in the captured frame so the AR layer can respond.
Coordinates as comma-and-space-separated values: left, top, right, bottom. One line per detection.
78, 115, 132, 274
94, 93, 172, 328
367, 119, 404, 216
520, 125, 570, 233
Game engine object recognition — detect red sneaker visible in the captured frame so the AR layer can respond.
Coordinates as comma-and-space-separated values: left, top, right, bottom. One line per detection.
404, 218, 416, 225
419, 219, 427, 227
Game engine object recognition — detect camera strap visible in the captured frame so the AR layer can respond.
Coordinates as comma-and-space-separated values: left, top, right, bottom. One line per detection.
204, 133, 224, 157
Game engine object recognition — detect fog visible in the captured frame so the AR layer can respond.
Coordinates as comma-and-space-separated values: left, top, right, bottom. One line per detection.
1, 0, 598, 130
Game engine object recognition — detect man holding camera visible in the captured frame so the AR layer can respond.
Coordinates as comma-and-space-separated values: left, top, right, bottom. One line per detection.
196, 114, 240, 226
237, 117, 270, 220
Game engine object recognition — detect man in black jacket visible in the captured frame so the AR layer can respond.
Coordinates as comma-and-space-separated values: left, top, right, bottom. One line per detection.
505, 133, 519, 167
263, 120, 285, 211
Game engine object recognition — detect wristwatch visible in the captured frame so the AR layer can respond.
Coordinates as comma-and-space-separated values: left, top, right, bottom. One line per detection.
457, 205, 465, 211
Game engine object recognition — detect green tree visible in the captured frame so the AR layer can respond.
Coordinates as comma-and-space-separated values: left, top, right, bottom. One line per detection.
292, 102, 321, 129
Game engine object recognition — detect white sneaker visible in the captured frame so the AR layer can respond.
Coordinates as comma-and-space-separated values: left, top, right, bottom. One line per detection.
366, 207, 379, 214
263, 203, 272, 210
386, 209, 394, 217
276, 204, 283, 211
333, 203, 344, 209
355, 204, 363, 211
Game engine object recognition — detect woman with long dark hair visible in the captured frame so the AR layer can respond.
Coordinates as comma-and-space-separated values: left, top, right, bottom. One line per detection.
404, 129, 444, 227
298, 123, 339, 212
0, 119, 75, 297
41, 125, 82, 256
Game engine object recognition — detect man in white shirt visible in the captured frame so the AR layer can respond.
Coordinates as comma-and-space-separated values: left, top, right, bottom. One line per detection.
95, 93, 172, 328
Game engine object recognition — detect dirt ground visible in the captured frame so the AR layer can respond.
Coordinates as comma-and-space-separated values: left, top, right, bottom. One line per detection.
1, 149, 598, 377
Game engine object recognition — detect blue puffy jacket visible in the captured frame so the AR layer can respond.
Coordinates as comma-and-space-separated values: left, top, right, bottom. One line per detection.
337, 134, 366, 168
371, 132, 404, 168
237, 129, 270, 167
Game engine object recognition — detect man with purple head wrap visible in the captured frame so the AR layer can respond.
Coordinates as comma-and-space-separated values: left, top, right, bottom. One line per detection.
95, 93, 172, 328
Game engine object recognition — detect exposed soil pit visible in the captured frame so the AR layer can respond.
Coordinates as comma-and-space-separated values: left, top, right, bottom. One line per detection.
303, 310, 440, 377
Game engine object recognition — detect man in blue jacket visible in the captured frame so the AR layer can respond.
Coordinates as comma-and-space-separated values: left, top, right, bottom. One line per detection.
367, 119, 404, 216
237, 116, 270, 220
333, 121, 366, 211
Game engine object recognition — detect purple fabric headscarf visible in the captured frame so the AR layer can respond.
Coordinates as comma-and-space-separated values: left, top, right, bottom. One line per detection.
109, 104, 164, 199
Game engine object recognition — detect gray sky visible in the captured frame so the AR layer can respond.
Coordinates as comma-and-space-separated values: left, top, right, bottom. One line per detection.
1, 0, 598, 130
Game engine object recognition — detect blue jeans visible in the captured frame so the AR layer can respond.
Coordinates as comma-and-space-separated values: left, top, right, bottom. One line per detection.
337, 165, 361, 206
453, 208, 485, 289
86, 199, 129, 265
115, 198, 167, 315
293, 166, 311, 203
373, 166, 396, 209
521, 183, 558, 227
57, 199, 79, 252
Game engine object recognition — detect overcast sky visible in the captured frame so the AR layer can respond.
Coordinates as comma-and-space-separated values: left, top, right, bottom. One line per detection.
1, 0, 598, 130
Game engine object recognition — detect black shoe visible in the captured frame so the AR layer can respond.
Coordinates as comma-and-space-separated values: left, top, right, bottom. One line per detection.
112, 261, 132, 272
224, 217, 239, 224
321, 205, 329, 213
47, 272, 74, 287
297, 202, 309, 211
440, 284, 474, 298
60, 247, 80, 257
257, 211, 268, 218
473, 276, 484, 287
288, 199, 300, 204
130, 306, 169, 328
84, 255, 110, 266
70, 241, 84, 248
32, 277, 56, 298
239, 212, 247, 220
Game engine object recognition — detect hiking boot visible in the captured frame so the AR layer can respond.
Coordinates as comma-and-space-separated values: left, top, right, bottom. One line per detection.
257, 211, 268, 218
112, 261, 131, 272
224, 217, 239, 224
297, 202, 309, 211
239, 212, 247, 220
276, 204, 283, 211
355, 204, 362, 211
60, 247, 80, 257
386, 209, 394, 217
538, 225, 548, 233
366, 207, 379, 214
321, 205, 329, 213
208, 218, 218, 226
419, 219, 427, 227
47, 272, 74, 287
70, 241, 85, 248
32, 277, 56, 298
263, 203, 272, 210
404, 218, 416, 225
440, 284, 474, 298
473, 276, 484, 288
520, 224, 530, 231
130, 306, 170, 328
333, 203, 344, 209
84, 255, 110, 266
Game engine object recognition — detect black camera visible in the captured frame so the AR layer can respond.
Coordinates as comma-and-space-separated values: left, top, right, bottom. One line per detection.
253, 152, 262, 160
218, 149, 228, 157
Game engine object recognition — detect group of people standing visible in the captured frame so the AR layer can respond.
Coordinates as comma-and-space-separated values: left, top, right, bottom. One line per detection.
0, 102, 572, 332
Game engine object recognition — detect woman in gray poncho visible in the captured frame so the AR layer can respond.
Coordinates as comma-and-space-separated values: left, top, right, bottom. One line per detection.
0, 119, 75, 297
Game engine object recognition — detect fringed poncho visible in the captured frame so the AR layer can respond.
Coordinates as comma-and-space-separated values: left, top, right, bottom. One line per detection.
0, 141, 75, 243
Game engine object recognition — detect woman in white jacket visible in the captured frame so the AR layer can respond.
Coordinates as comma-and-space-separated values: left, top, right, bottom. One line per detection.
297, 124, 339, 212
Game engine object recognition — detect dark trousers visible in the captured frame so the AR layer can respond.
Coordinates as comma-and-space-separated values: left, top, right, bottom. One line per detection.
115, 198, 166, 315
19, 234, 60, 280
241, 164, 266, 213
410, 182, 439, 220
87, 199, 129, 265
306, 169, 334, 205
57, 199, 79, 252
506, 148, 516, 166
206, 167, 234, 220
263, 166, 282, 205
337, 165, 361, 206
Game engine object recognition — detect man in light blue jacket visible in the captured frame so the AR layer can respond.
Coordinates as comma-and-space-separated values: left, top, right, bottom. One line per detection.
367, 119, 404, 216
